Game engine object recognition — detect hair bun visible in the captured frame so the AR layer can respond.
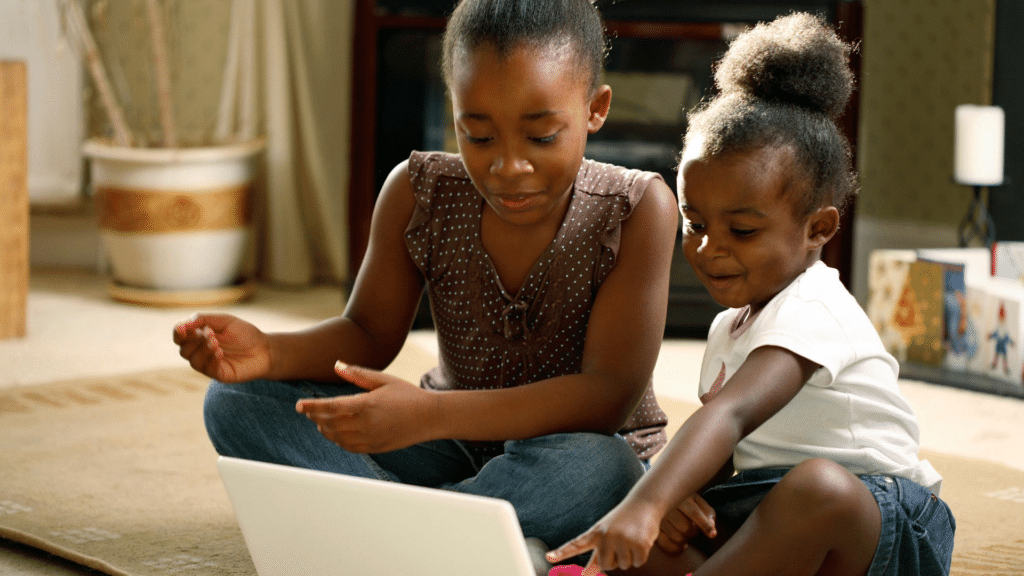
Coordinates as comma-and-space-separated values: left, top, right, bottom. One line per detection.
714, 12, 853, 119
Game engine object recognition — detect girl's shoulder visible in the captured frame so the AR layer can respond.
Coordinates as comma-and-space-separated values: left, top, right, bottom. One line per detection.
406, 151, 475, 209
408, 151, 469, 182
575, 158, 666, 206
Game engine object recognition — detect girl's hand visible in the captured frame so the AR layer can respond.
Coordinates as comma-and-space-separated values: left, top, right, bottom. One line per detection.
656, 494, 717, 555
295, 362, 442, 453
545, 498, 663, 572
173, 313, 271, 383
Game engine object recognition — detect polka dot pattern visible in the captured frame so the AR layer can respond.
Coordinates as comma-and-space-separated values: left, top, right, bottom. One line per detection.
404, 151, 668, 460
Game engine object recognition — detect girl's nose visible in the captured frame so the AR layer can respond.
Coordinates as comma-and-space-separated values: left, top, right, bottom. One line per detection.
490, 147, 533, 178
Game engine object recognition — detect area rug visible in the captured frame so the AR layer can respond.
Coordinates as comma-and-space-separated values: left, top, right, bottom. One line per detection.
1, 345, 1022, 576
0, 341, 437, 576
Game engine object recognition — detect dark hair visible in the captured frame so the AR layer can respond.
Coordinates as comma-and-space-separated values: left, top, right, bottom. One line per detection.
441, 0, 607, 94
685, 12, 857, 216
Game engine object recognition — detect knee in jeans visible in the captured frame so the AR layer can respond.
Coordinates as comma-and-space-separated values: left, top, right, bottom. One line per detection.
553, 432, 644, 488
775, 458, 872, 526
202, 380, 235, 442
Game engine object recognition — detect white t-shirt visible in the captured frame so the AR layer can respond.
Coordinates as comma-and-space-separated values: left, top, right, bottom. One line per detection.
699, 261, 943, 493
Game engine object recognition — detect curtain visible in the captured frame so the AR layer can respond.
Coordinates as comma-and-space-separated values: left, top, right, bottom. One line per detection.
258, 0, 353, 286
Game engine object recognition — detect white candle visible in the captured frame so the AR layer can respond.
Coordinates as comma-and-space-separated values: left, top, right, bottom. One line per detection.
955, 104, 1005, 186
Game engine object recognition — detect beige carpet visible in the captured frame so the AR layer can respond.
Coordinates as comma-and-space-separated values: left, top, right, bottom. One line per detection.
1, 342, 1022, 576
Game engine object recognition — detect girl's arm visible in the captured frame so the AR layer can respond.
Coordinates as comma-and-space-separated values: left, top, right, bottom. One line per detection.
298, 176, 680, 451
260, 161, 426, 382
173, 161, 423, 383
548, 344, 820, 571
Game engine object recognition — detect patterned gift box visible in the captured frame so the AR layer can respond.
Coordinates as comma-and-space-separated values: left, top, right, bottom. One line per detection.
965, 283, 992, 375
867, 250, 918, 362
917, 249, 990, 371
868, 249, 996, 369
901, 260, 947, 367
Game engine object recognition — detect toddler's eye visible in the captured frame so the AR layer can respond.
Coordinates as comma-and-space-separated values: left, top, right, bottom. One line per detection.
684, 221, 705, 234
530, 134, 557, 144
731, 228, 755, 238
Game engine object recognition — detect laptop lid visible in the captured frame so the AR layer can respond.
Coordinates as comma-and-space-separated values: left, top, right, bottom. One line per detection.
217, 456, 537, 576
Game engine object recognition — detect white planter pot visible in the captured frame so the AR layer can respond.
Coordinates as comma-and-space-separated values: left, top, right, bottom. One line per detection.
84, 138, 264, 295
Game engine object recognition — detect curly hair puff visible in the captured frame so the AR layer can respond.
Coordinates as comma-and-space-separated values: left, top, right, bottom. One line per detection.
685, 12, 858, 216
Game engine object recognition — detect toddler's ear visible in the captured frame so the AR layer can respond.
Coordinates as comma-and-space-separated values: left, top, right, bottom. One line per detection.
807, 206, 840, 248
587, 85, 612, 133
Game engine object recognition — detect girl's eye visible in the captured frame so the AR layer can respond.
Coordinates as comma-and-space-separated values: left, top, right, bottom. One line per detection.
530, 134, 557, 144
731, 228, 756, 238
464, 134, 492, 145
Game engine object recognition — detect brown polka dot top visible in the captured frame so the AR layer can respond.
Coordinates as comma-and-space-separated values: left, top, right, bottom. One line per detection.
404, 151, 668, 461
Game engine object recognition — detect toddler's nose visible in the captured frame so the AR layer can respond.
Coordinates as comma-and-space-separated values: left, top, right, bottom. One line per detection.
697, 233, 727, 257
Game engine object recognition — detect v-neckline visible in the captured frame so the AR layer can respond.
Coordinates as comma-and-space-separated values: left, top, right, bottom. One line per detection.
474, 191, 576, 302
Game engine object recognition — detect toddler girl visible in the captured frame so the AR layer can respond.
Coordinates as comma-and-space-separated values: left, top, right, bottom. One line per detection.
547, 12, 955, 576
174, 0, 679, 554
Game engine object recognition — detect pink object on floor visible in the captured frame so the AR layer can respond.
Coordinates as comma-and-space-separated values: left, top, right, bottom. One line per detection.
549, 565, 607, 576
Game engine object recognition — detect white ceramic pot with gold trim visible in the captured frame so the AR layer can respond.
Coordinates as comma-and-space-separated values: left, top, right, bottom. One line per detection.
84, 138, 264, 295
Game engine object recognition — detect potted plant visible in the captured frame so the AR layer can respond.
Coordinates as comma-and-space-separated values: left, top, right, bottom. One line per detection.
62, 0, 264, 307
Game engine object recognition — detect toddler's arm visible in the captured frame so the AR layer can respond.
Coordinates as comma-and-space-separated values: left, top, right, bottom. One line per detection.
548, 345, 820, 571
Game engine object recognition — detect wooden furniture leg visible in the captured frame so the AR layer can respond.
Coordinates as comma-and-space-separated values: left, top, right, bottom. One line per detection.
1, 60, 29, 340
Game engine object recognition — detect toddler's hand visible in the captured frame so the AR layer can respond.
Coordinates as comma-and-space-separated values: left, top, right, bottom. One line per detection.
546, 498, 661, 572
656, 494, 717, 554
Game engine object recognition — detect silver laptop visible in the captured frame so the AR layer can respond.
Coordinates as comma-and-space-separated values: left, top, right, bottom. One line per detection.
217, 456, 540, 576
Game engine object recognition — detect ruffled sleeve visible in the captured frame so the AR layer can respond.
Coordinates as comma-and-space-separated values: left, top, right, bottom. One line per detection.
574, 159, 665, 267
404, 151, 469, 276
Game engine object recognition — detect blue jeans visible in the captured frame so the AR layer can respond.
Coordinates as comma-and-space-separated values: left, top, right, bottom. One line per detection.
203, 379, 646, 548
702, 468, 956, 576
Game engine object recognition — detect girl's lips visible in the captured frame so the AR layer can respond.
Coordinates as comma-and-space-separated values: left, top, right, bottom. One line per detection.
495, 194, 541, 212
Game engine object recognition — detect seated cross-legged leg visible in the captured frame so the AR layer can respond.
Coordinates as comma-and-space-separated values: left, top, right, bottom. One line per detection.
443, 432, 646, 550
613, 458, 882, 576
698, 458, 881, 576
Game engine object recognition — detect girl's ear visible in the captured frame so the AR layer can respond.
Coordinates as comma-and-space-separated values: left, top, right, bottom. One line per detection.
807, 206, 840, 249
587, 85, 612, 133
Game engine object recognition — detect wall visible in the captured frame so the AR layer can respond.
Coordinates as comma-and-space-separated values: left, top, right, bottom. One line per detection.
852, 0, 996, 301
0, 0, 84, 204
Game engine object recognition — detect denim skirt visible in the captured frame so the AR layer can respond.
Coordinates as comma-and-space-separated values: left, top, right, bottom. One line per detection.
699, 467, 956, 576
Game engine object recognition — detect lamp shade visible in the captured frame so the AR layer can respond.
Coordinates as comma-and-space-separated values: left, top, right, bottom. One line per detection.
955, 104, 1005, 186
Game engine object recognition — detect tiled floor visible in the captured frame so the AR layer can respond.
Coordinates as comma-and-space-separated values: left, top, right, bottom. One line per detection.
3, 268, 1023, 574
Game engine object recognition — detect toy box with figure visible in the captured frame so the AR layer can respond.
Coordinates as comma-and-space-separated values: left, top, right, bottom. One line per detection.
979, 278, 1024, 389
